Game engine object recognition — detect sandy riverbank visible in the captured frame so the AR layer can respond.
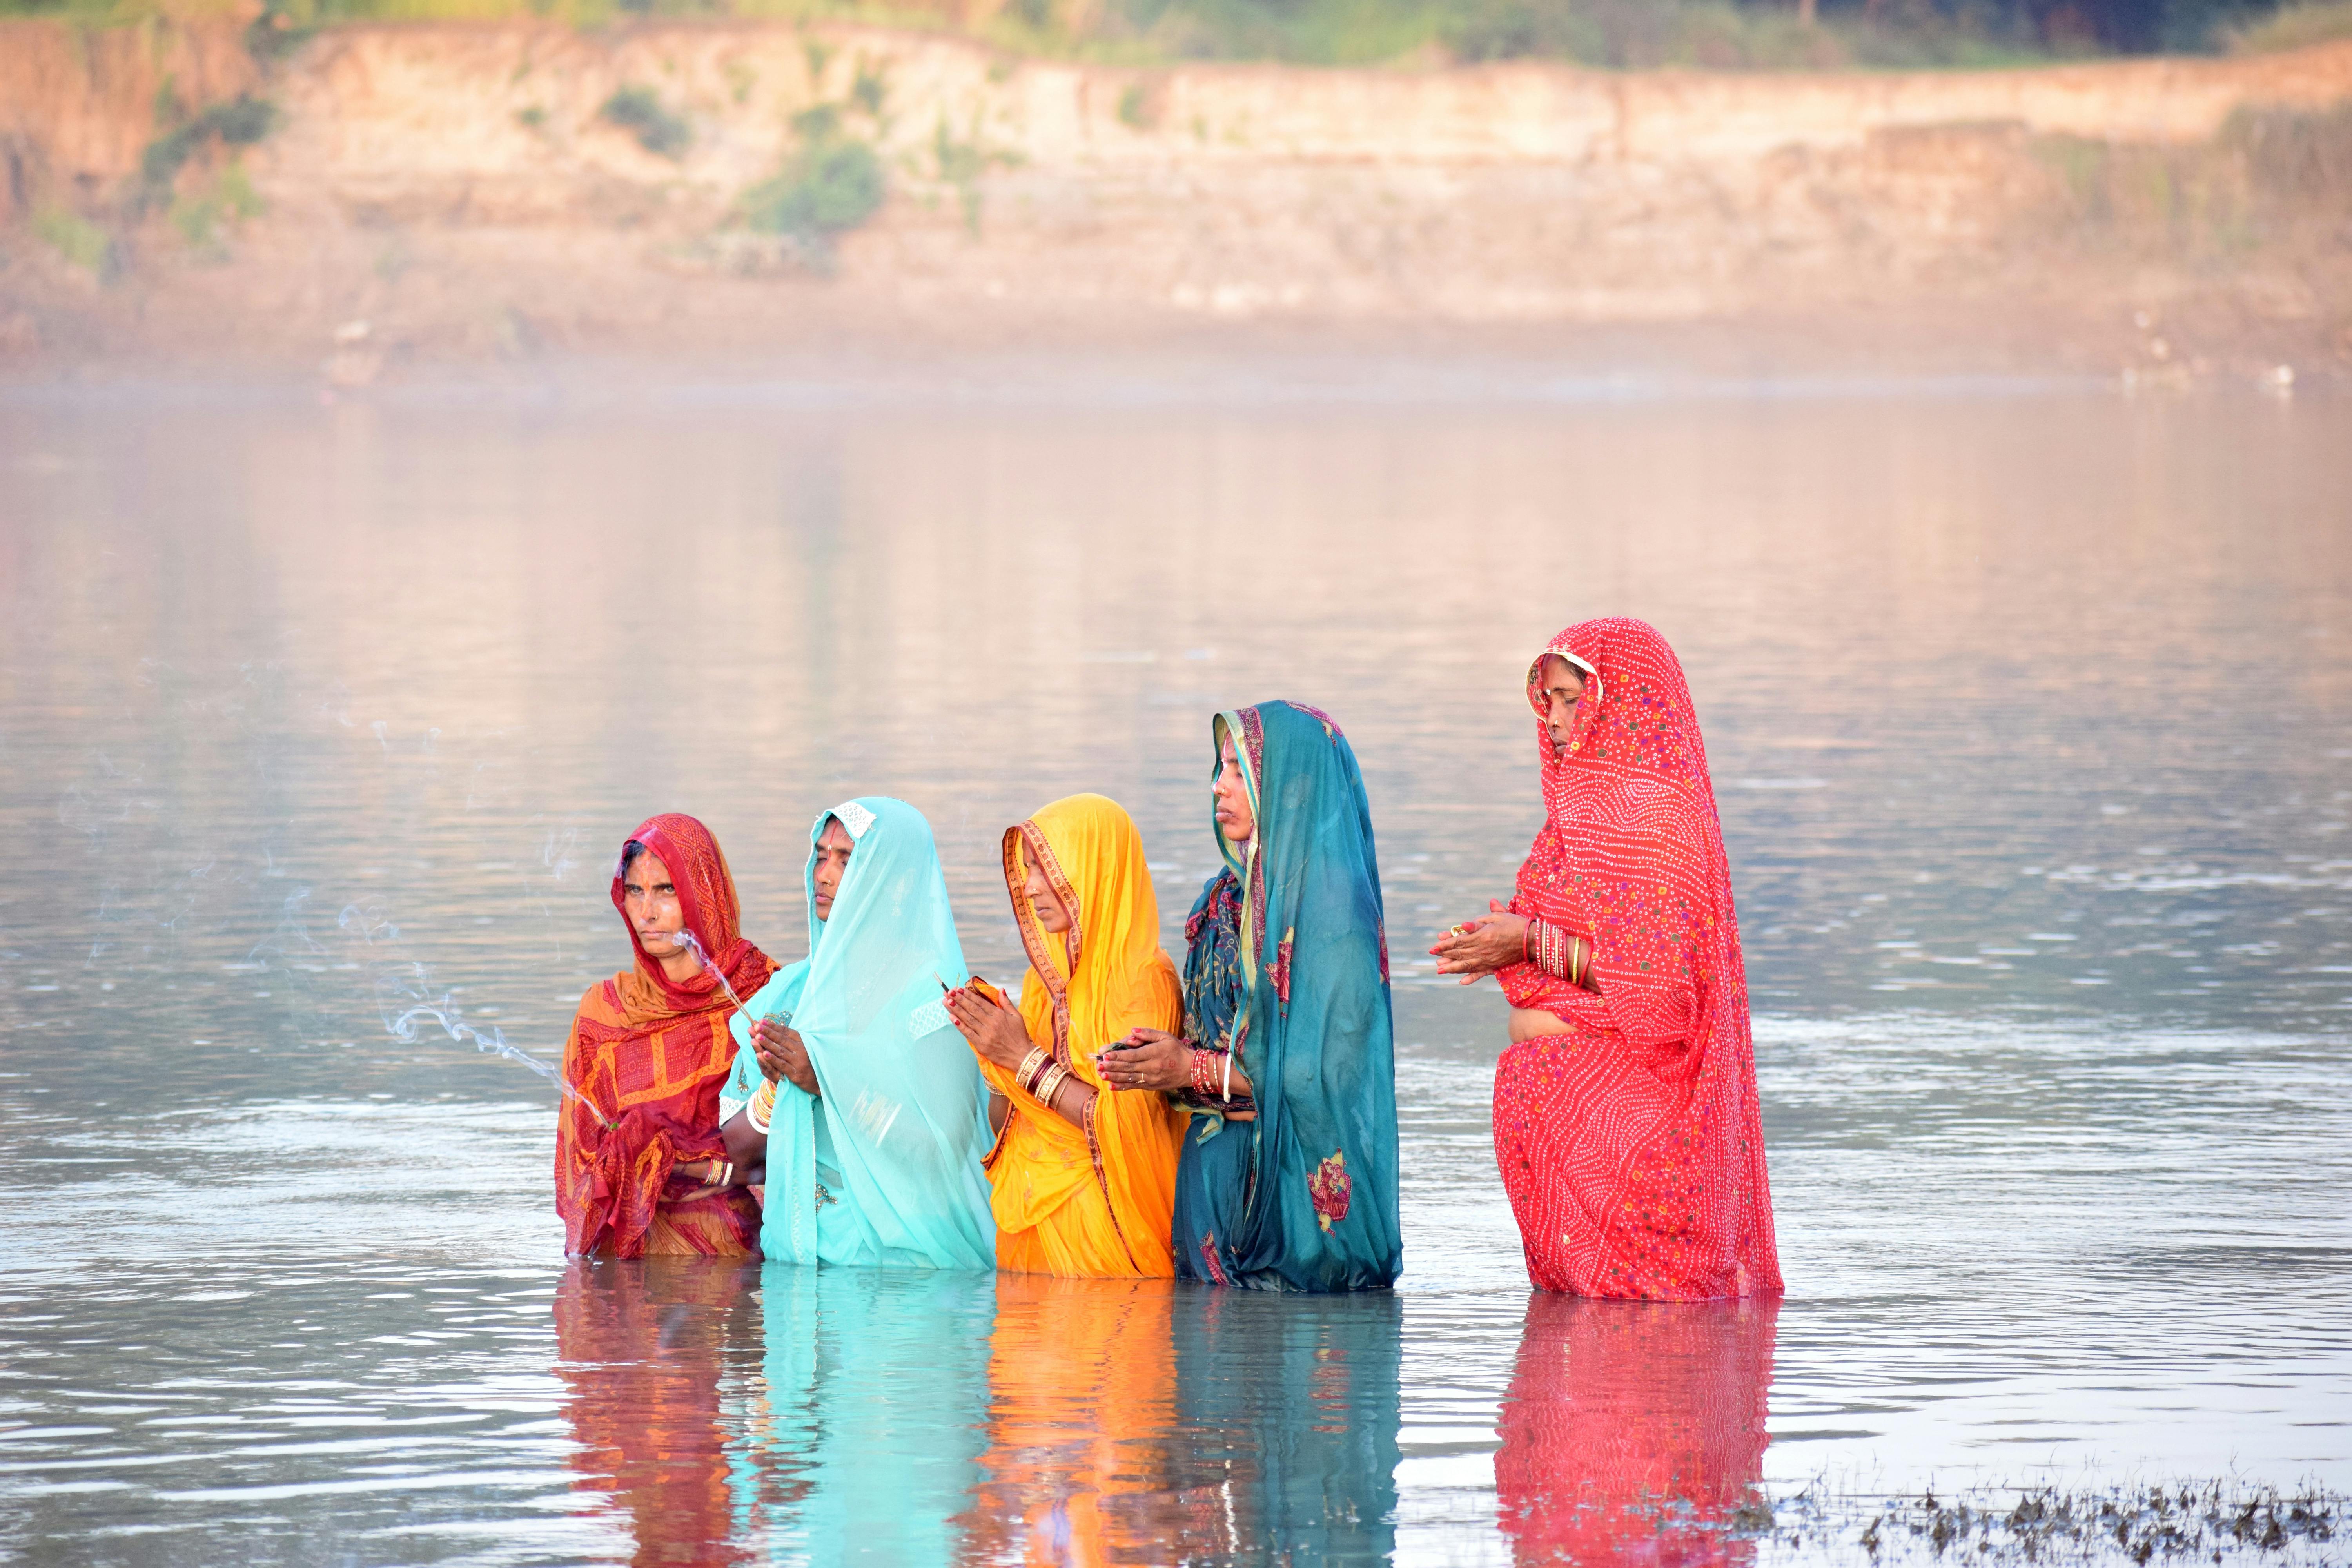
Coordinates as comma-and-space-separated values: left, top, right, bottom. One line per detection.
2, 17, 2348, 379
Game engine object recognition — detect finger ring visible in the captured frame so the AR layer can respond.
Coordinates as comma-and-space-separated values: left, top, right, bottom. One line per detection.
1450, 925, 1466, 937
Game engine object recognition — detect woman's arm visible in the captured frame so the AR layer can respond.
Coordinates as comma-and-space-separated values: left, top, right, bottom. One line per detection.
946, 987, 1092, 1129
1430, 899, 1602, 993
677, 1020, 808, 1187
1094, 1027, 1254, 1107
717, 1108, 767, 1176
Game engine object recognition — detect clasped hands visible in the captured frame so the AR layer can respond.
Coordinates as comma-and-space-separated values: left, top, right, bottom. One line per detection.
1429, 899, 1529, 984
942, 980, 1192, 1092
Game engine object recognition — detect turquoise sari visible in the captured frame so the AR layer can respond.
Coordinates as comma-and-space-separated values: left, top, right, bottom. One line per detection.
1171, 702, 1402, 1292
722, 797, 996, 1270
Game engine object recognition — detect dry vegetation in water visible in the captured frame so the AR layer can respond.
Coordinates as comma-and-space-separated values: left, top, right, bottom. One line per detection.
1727, 1481, 2345, 1566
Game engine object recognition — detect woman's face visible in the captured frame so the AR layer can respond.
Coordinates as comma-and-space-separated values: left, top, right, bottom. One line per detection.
811, 818, 854, 922
622, 850, 688, 958
1537, 656, 1588, 750
1022, 851, 1074, 935
1214, 735, 1256, 846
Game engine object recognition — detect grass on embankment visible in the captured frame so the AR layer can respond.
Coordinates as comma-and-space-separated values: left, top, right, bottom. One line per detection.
2231, 0, 2352, 49
2, 0, 2307, 71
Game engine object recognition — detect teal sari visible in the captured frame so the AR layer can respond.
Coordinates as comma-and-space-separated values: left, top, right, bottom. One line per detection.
722, 797, 996, 1270
1171, 702, 1402, 1292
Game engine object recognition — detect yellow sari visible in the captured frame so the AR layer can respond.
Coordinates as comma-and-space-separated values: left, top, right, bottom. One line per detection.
982, 793, 1187, 1277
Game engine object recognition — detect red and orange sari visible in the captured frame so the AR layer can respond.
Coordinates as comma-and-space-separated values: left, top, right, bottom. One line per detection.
1492, 619, 1782, 1300
555, 813, 776, 1258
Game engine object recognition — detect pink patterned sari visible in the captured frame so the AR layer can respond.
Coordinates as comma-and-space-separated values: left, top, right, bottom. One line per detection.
1492, 618, 1782, 1299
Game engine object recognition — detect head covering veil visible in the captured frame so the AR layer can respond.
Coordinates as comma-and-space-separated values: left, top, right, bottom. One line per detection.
555, 813, 775, 1258
724, 798, 996, 1270
1495, 617, 1782, 1298
1173, 702, 1401, 1292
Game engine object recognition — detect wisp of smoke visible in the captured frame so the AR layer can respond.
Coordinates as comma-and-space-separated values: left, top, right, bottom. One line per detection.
671, 928, 751, 1015
344, 902, 617, 1128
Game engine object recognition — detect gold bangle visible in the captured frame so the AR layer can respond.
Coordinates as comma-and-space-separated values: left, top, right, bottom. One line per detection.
1014, 1045, 1049, 1092
1033, 1063, 1067, 1107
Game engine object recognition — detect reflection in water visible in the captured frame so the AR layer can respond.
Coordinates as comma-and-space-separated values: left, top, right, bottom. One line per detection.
554, 1258, 763, 1567
963, 1276, 1402, 1564
6, 392, 2347, 1562
551, 1267, 1404, 1565
744, 1267, 995, 1563
1167, 1287, 1403, 1564
1495, 1293, 1778, 1566
963, 1276, 1185, 1563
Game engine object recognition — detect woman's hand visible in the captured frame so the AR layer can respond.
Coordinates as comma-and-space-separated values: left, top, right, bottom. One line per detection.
1096, 1027, 1194, 1092
946, 985, 1036, 1071
1430, 899, 1528, 984
669, 1157, 733, 1203
753, 1017, 819, 1097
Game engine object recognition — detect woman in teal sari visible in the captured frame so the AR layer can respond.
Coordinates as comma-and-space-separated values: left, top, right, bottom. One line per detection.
718, 797, 996, 1270
1100, 702, 1401, 1291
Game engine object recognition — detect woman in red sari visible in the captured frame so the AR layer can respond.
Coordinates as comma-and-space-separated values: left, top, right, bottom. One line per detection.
555, 813, 777, 1258
1434, 618, 1781, 1300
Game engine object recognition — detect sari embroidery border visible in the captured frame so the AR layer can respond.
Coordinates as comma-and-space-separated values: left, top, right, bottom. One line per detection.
1002, 822, 1081, 1065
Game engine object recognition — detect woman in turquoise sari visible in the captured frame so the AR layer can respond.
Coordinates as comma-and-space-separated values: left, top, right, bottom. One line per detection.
718, 797, 996, 1269
1100, 702, 1402, 1291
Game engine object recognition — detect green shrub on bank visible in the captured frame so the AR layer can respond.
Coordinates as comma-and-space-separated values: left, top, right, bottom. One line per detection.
171, 162, 265, 250
600, 85, 692, 157
142, 91, 277, 202
33, 205, 114, 278
742, 108, 885, 240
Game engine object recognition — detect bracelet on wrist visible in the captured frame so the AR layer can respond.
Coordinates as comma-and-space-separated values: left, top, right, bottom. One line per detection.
1014, 1045, 1050, 1094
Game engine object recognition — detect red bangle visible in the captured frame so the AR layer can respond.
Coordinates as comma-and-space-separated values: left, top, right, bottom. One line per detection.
1189, 1046, 1220, 1099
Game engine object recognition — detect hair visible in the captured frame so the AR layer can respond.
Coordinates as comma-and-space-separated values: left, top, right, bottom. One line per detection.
619, 839, 650, 877
1537, 653, 1590, 689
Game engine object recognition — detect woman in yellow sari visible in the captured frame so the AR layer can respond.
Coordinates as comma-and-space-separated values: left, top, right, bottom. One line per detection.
946, 793, 1187, 1277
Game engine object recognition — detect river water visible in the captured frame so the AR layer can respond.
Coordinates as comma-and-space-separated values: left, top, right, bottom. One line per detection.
1, 369, 2347, 1565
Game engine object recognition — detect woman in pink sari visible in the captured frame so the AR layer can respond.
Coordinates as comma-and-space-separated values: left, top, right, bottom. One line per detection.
1433, 617, 1781, 1300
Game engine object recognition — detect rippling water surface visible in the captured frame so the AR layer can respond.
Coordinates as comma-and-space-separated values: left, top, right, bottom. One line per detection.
2, 374, 2347, 1564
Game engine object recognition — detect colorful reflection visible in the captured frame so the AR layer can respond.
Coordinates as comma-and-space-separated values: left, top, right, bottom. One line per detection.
553, 1256, 764, 1568
1494, 1293, 1779, 1566
736, 1265, 997, 1561
961, 1276, 1402, 1564
556, 1261, 1407, 1564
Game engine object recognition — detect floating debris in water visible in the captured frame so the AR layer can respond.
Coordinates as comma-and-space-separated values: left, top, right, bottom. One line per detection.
1738, 1481, 2341, 1565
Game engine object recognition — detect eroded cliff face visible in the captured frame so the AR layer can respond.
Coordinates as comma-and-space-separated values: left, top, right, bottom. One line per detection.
2, 16, 2348, 368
